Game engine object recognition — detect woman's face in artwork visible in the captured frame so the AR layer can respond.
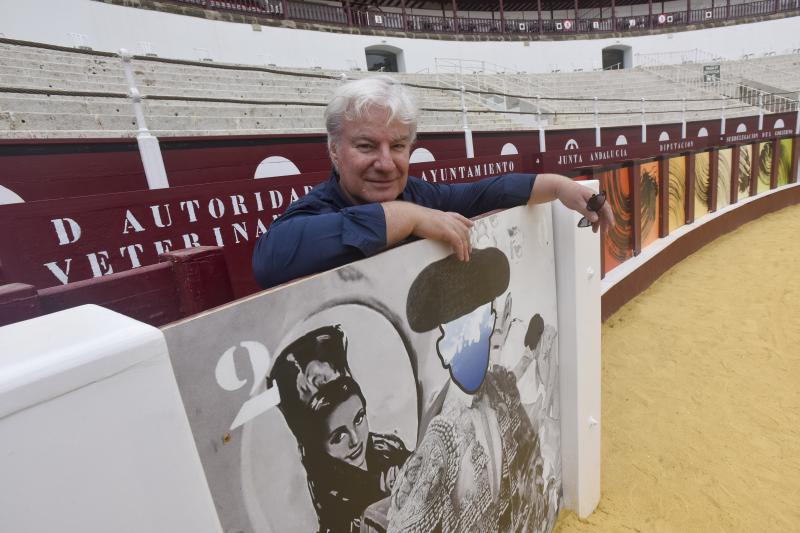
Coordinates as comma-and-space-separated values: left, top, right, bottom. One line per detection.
322, 394, 369, 470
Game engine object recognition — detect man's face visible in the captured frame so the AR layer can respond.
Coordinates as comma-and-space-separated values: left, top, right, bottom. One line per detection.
329, 106, 412, 205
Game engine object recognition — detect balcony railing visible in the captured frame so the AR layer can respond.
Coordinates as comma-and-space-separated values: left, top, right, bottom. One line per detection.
166, 0, 799, 36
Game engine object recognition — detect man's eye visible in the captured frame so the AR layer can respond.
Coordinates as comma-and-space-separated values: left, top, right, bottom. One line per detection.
357, 144, 373, 151
392, 144, 407, 151
331, 431, 345, 445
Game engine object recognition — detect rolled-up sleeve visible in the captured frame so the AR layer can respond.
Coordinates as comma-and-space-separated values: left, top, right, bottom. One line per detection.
417, 173, 536, 218
252, 203, 387, 289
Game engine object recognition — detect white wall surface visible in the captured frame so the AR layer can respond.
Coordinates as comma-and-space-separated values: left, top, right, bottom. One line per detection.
1, 0, 798, 72
0, 305, 223, 533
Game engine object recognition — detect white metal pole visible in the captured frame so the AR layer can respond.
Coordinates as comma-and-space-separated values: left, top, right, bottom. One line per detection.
594, 96, 601, 147
721, 96, 727, 135
461, 85, 474, 158
641, 97, 647, 143
537, 95, 546, 152
795, 94, 800, 135
758, 92, 764, 130
120, 48, 169, 190
681, 97, 687, 139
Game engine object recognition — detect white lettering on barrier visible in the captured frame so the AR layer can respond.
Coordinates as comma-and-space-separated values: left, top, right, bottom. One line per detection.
43, 259, 72, 285
119, 244, 144, 269
214, 341, 280, 430
87, 251, 113, 277
123, 210, 145, 234
51, 218, 81, 245
154, 239, 173, 255
183, 233, 201, 248
230, 195, 248, 216
180, 200, 200, 222
150, 204, 173, 228
208, 198, 225, 219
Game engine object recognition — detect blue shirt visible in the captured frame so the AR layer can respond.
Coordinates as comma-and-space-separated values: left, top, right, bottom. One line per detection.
252, 172, 536, 289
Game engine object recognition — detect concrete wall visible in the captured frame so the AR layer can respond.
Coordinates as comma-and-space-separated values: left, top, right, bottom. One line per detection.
1, 0, 798, 72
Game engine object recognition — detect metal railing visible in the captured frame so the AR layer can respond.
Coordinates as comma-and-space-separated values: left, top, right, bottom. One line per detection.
163, 0, 799, 36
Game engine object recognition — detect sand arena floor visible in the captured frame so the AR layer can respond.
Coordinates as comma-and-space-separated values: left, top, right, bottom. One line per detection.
554, 203, 800, 533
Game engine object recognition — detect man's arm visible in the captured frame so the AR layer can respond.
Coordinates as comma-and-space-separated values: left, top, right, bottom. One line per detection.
530, 173, 614, 233
252, 204, 386, 289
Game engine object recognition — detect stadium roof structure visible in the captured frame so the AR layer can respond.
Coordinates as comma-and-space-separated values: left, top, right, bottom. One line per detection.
352, 0, 656, 11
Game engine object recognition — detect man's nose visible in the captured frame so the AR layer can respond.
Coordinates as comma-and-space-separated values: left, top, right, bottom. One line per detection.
373, 145, 394, 170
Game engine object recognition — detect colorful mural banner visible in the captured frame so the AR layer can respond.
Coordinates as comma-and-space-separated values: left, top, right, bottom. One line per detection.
597, 166, 633, 275
163, 205, 563, 533
639, 161, 660, 250
738, 145, 753, 200
757, 142, 771, 194
668, 156, 687, 234
777, 139, 793, 186
694, 152, 711, 221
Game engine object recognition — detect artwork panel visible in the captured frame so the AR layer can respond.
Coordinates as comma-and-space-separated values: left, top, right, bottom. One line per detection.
598, 167, 633, 275
163, 205, 563, 533
639, 161, 660, 249
694, 152, 710, 220
757, 142, 771, 194
738, 145, 753, 200
777, 139, 793, 186
717, 148, 732, 210
667, 156, 686, 233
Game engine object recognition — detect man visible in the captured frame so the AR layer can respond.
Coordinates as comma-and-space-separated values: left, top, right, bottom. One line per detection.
253, 75, 613, 289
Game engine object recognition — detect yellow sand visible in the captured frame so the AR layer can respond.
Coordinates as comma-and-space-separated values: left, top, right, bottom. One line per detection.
555, 204, 800, 533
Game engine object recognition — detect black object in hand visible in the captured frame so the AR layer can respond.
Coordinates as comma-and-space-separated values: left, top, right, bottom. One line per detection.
577, 191, 606, 228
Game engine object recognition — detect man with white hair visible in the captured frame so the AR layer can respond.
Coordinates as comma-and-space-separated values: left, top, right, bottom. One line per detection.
252, 75, 612, 289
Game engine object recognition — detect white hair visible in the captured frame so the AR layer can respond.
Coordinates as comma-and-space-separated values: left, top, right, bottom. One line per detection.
325, 75, 418, 150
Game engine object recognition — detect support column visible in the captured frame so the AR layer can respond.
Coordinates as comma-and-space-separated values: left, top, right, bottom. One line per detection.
574, 0, 579, 29
345, 0, 353, 26
648, 0, 653, 28
499, 0, 505, 32
685, 154, 696, 224
658, 157, 670, 237
631, 162, 642, 256
730, 145, 741, 204
451, 0, 458, 32
708, 147, 719, 212
749, 143, 759, 197
538, 0, 543, 34
686, 0, 691, 23
770, 138, 780, 189
281, 0, 288, 19
611, 0, 616, 29
401, 0, 408, 31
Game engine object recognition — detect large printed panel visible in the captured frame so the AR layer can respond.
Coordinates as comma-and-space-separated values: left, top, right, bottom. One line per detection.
738, 145, 753, 200
694, 151, 711, 220
777, 138, 793, 186
164, 206, 562, 533
668, 156, 687, 233
598, 167, 633, 274
639, 161, 660, 250
756, 142, 772, 194
717, 148, 732, 210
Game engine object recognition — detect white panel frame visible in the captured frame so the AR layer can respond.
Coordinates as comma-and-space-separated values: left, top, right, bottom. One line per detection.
552, 180, 602, 517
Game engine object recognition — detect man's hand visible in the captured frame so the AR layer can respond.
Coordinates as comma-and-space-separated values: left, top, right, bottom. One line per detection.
530, 173, 614, 234
383, 201, 474, 261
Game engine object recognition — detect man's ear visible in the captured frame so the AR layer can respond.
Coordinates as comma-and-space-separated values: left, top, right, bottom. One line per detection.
328, 141, 339, 170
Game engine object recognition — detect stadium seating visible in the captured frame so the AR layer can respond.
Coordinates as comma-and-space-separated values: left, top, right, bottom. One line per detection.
0, 40, 794, 138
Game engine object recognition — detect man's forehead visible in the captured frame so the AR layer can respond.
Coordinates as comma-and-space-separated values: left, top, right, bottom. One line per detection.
343, 109, 410, 139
